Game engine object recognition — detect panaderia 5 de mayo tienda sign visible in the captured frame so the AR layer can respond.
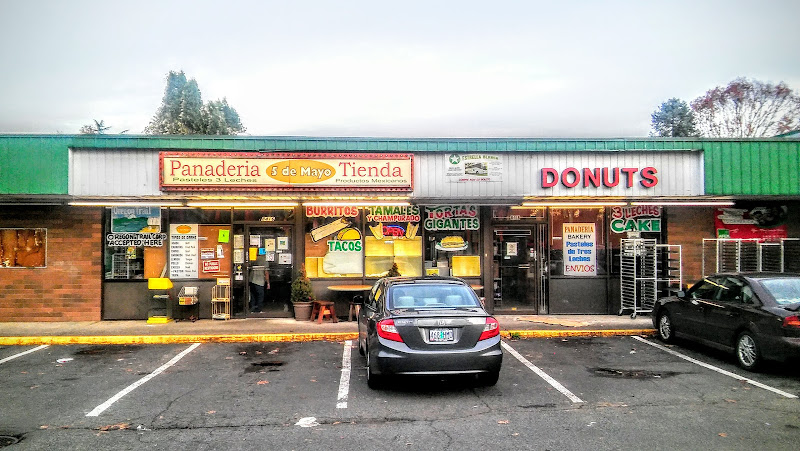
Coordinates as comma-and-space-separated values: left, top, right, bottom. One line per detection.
160, 152, 413, 191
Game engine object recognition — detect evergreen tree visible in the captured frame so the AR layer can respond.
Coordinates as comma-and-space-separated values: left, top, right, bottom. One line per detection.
145, 70, 245, 135
650, 98, 698, 137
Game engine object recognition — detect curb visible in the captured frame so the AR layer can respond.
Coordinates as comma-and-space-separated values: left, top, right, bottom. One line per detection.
0, 329, 656, 346
501, 329, 656, 339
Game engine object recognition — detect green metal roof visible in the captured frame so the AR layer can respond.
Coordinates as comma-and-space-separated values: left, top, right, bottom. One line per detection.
1, 134, 799, 197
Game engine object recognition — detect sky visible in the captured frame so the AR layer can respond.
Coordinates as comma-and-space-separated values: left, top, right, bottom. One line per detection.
1, 0, 799, 138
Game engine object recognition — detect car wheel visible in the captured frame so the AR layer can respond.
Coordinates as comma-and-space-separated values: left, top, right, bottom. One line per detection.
657, 311, 675, 343
477, 370, 500, 387
736, 331, 761, 371
365, 345, 383, 389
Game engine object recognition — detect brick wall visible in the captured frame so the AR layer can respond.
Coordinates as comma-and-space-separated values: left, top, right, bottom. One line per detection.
0, 206, 102, 321
666, 207, 716, 285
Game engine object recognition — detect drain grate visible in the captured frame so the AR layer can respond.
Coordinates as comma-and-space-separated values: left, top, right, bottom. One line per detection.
0, 435, 21, 447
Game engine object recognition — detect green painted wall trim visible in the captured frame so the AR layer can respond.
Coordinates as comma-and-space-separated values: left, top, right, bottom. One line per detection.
0, 136, 71, 194
1, 134, 799, 196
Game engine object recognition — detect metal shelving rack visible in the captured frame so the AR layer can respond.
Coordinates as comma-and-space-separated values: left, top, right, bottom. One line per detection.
656, 244, 682, 298
620, 240, 682, 318
703, 238, 798, 276
620, 239, 657, 318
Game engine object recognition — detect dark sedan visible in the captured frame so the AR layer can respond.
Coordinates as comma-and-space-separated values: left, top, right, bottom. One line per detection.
653, 272, 800, 371
357, 276, 503, 388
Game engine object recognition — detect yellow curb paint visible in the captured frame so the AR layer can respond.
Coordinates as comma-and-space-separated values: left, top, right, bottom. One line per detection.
0, 333, 359, 346
0, 330, 654, 346
501, 329, 656, 339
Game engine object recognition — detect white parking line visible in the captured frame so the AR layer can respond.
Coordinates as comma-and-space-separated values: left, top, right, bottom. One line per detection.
0, 345, 49, 364
501, 341, 584, 403
86, 343, 201, 417
633, 336, 798, 399
336, 340, 352, 409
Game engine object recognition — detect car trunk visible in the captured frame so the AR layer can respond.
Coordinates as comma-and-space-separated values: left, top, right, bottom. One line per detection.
391, 310, 489, 351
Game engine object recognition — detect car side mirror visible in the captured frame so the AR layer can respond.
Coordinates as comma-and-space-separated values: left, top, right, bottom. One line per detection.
677, 290, 686, 298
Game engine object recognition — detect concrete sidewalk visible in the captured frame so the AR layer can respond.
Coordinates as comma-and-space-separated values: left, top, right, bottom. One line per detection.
0, 314, 656, 345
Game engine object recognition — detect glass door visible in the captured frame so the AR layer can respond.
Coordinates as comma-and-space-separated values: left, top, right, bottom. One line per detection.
493, 225, 548, 313
245, 225, 293, 317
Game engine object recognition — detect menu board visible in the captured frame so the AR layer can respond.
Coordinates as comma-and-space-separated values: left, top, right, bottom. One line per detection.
170, 224, 199, 279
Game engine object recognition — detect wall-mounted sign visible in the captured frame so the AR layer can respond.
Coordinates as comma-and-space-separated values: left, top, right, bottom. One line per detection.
111, 207, 161, 233
202, 260, 221, 273
446, 154, 502, 182
160, 152, 413, 191
610, 206, 662, 234
542, 167, 658, 189
715, 206, 788, 241
423, 205, 480, 231
563, 223, 596, 276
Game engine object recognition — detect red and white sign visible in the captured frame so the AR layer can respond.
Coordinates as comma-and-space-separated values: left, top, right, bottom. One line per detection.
202, 260, 221, 273
160, 152, 413, 191
715, 207, 788, 241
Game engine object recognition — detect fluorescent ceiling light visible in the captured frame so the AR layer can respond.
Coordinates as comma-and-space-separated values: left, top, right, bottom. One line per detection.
69, 201, 184, 207
184, 201, 299, 208
630, 201, 735, 206
302, 201, 410, 207
521, 202, 626, 207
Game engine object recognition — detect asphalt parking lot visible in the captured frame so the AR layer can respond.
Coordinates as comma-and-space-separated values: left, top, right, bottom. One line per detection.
2, 336, 800, 450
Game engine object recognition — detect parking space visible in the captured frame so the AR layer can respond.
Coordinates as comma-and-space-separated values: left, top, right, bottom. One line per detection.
2, 336, 800, 448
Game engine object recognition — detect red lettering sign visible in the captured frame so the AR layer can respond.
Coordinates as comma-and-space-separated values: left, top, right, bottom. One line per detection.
541, 167, 659, 189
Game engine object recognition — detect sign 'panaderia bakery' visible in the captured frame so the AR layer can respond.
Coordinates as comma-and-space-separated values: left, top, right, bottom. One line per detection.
160, 152, 413, 191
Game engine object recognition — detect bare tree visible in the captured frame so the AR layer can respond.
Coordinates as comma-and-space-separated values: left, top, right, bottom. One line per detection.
79, 119, 112, 134
690, 78, 800, 137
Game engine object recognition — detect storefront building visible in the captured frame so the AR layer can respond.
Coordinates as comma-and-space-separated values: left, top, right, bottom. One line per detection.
1, 135, 799, 322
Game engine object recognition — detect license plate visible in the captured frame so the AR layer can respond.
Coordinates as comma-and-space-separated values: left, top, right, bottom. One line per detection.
429, 328, 454, 342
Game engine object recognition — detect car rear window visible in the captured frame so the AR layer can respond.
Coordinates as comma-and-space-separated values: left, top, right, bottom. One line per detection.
760, 278, 800, 305
388, 284, 480, 309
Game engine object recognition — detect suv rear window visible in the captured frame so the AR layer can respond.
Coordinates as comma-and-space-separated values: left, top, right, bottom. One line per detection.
388, 284, 480, 309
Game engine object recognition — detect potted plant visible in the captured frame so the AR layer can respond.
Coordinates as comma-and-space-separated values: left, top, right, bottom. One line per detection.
290, 264, 315, 320
387, 262, 401, 277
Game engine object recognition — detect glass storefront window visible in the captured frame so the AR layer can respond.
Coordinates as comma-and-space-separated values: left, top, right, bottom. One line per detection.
104, 207, 165, 280
1, 228, 46, 268
303, 206, 363, 278
364, 206, 423, 277
549, 207, 606, 276
422, 205, 481, 277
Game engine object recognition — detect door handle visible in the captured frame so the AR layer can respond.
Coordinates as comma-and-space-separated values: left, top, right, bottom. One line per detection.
518, 264, 530, 269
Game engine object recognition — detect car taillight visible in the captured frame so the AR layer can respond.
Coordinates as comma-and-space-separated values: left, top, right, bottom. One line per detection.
783, 315, 800, 328
377, 319, 404, 342
479, 317, 500, 340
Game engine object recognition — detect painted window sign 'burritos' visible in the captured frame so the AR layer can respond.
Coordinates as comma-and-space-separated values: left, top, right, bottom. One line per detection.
160, 152, 413, 191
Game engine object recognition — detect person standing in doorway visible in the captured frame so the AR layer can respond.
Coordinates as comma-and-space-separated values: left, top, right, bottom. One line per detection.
249, 253, 270, 312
